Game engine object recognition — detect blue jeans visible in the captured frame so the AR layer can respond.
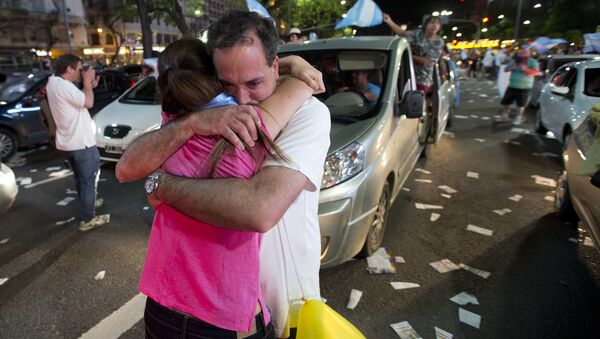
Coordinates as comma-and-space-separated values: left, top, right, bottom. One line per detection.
63, 147, 100, 222
144, 298, 275, 339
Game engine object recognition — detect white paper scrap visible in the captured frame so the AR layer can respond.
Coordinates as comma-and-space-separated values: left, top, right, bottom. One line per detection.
467, 171, 479, 179
429, 259, 460, 273
511, 127, 530, 134
440, 194, 452, 199
493, 208, 512, 216
29, 169, 38, 173
459, 308, 481, 329
402, 187, 411, 192
415, 203, 444, 210
470, 114, 479, 118
508, 194, 523, 202
533, 152, 560, 158
16, 177, 32, 185
455, 114, 469, 119
438, 185, 457, 194
55, 217, 75, 225
366, 247, 396, 274
531, 175, 557, 187
0, 278, 8, 286
435, 326, 454, 339
415, 179, 433, 183
584, 237, 594, 247
391, 282, 420, 290
478, 93, 489, 98
443, 131, 456, 138
98, 178, 107, 182
45, 166, 61, 171
474, 138, 486, 143
430, 213, 441, 222
415, 168, 431, 174
467, 99, 474, 104
510, 141, 523, 146
56, 197, 76, 206
450, 292, 479, 306
544, 196, 555, 202
568, 237, 579, 243
395, 256, 406, 263
346, 289, 363, 309
66, 188, 77, 195
49, 169, 71, 177
459, 263, 491, 279
94, 270, 106, 281
466, 224, 493, 237
480, 116, 491, 121
390, 321, 422, 339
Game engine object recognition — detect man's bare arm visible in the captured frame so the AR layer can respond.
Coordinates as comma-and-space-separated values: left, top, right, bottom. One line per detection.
155, 166, 308, 232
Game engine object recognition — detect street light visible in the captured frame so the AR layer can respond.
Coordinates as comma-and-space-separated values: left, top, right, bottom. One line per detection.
340, 0, 346, 5
432, 11, 440, 16
456, 32, 462, 37
452, 26, 458, 31
97, 28, 103, 33
523, 20, 531, 25
534, 3, 541, 8
481, 28, 488, 32
498, 14, 505, 19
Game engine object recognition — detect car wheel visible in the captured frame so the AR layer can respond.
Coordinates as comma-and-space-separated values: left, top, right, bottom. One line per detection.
534, 109, 547, 134
358, 181, 391, 257
554, 170, 578, 221
0, 128, 17, 162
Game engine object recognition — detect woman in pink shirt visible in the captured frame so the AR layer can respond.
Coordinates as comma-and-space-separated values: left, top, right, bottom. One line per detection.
139, 38, 317, 339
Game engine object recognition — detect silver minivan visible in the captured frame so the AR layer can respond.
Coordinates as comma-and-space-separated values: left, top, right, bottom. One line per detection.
279, 36, 448, 267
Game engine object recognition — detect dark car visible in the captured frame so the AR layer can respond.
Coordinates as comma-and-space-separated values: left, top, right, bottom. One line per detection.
0, 70, 133, 161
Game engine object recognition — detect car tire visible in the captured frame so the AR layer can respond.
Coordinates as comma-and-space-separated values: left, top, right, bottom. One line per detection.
534, 109, 547, 134
358, 181, 391, 258
554, 170, 578, 222
0, 128, 17, 162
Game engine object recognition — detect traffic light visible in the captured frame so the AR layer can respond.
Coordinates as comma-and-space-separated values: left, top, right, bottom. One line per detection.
482, 17, 489, 23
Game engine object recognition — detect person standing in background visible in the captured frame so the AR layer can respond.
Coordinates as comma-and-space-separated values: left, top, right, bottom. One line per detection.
499, 49, 539, 125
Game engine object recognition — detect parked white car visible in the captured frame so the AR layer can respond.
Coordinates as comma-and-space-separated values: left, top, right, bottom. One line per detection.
536, 60, 600, 143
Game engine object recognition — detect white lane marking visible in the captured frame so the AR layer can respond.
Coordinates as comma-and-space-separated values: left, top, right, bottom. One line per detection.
79, 293, 146, 339
24, 171, 73, 189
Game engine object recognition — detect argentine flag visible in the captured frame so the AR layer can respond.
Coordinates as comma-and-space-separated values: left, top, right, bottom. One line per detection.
583, 32, 600, 53
247, 0, 271, 19
335, 0, 382, 29
528, 37, 566, 53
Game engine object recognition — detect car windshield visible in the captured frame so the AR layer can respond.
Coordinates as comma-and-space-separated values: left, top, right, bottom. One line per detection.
279, 50, 388, 121
584, 68, 600, 97
0, 74, 46, 103
119, 76, 159, 104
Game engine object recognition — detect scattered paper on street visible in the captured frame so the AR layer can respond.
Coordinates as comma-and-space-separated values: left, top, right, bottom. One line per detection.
346, 289, 363, 309
455, 114, 469, 119
0, 238, 9, 245
415, 179, 432, 183
390, 321, 422, 339
470, 114, 479, 118
467, 171, 479, 179
459, 308, 482, 329
450, 292, 479, 305
493, 208, 512, 216
466, 224, 493, 237
402, 187, 411, 192
480, 116, 491, 121
544, 196, 555, 202
438, 185, 457, 194
533, 152, 560, 158
474, 138, 486, 143
508, 194, 523, 202
55, 217, 75, 225
440, 194, 452, 199
395, 256, 406, 263
390, 282, 420, 290
16, 177, 32, 185
531, 175, 557, 187
66, 188, 77, 195
430, 259, 460, 273
0, 278, 8, 286
467, 99, 474, 104
367, 247, 396, 274
94, 270, 106, 281
510, 141, 523, 146
143, 206, 150, 210
478, 93, 488, 98
569, 237, 579, 243
584, 237, 594, 247
7, 158, 26, 167
430, 213, 441, 222
435, 326, 454, 339
45, 166, 61, 171
98, 178, 107, 182
415, 168, 431, 174
459, 263, 491, 279
415, 203, 444, 210
56, 197, 76, 206
49, 169, 72, 177
511, 127, 530, 134
29, 169, 38, 173
443, 131, 456, 138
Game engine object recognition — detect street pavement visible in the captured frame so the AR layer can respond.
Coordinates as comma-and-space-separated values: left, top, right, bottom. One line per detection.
0, 76, 599, 338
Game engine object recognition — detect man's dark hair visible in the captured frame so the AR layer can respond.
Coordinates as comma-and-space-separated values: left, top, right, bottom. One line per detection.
422, 15, 442, 32
54, 54, 82, 76
206, 10, 278, 66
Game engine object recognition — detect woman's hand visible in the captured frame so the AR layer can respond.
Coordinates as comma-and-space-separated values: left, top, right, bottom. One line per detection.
279, 55, 325, 94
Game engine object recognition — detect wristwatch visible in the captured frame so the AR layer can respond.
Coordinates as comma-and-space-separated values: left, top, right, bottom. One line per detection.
144, 170, 163, 199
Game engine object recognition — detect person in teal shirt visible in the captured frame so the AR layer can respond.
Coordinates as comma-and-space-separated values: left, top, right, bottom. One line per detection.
499, 49, 539, 125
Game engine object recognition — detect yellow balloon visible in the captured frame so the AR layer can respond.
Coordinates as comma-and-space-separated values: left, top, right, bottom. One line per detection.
296, 300, 366, 339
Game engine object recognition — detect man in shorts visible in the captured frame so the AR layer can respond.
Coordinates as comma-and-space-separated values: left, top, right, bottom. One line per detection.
499, 49, 539, 125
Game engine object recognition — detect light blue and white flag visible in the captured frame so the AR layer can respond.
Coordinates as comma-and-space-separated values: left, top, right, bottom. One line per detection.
583, 32, 600, 53
335, 0, 382, 29
247, 0, 271, 19
528, 37, 566, 53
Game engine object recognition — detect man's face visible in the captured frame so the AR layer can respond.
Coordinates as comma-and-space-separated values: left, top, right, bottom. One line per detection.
68, 61, 83, 83
426, 19, 441, 35
212, 34, 279, 105
352, 71, 368, 88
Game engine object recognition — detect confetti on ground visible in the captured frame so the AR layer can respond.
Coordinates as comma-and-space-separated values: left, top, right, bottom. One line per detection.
395, 256, 406, 263
531, 175, 557, 187
569, 237, 579, 243
508, 194, 523, 202
466, 224, 493, 237
438, 185, 457, 194
430, 213, 441, 222
474, 138, 486, 143
367, 247, 396, 274
440, 194, 452, 199
459, 308, 481, 329
56, 197, 76, 206
415, 168, 431, 174
478, 93, 489, 97
143, 206, 150, 210
533, 152, 560, 158
415, 203, 444, 210
470, 114, 479, 118
390, 282, 420, 290
467, 171, 479, 179
347, 289, 363, 309
94, 271, 106, 280
45, 166, 61, 171
415, 179, 433, 183
544, 196, 555, 202
66, 188, 77, 195
430, 259, 460, 273
435, 326, 454, 339
98, 178, 107, 182
29, 169, 38, 173
402, 187, 411, 192
55, 217, 75, 225
450, 292, 479, 306
459, 263, 491, 279
493, 208, 512, 216
0, 238, 9, 245
480, 116, 491, 121
511, 127, 530, 134
467, 99, 475, 104
584, 237, 594, 247
49, 169, 72, 177
0, 278, 8, 286
16, 177, 32, 185
390, 321, 422, 339
455, 114, 469, 119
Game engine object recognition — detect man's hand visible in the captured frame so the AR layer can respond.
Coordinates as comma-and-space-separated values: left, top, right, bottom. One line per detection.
185, 105, 261, 151
82, 68, 96, 88
383, 13, 392, 23
147, 195, 162, 211
279, 55, 325, 94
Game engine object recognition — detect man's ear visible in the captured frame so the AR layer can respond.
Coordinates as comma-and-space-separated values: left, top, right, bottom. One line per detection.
272, 56, 279, 81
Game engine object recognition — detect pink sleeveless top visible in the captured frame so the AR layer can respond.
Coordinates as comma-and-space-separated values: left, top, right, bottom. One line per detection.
139, 106, 271, 332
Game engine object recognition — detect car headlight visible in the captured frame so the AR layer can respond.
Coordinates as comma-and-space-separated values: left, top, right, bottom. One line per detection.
321, 142, 365, 189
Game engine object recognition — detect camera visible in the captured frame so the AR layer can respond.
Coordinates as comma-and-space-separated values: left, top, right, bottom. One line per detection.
81, 63, 90, 71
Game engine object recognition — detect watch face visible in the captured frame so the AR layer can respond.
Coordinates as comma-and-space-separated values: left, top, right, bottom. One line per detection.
144, 177, 155, 194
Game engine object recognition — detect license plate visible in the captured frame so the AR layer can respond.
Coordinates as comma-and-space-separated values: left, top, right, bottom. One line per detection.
104, 145, 123, 154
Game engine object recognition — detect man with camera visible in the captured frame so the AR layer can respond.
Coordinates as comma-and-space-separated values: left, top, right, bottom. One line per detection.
499, 48, 539, 125
46, 54, 109, 231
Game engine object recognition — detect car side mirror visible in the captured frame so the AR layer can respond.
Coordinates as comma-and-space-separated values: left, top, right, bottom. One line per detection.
397, 90, 424, 118
591, 170, 600, 189
551, 86, 569, 95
